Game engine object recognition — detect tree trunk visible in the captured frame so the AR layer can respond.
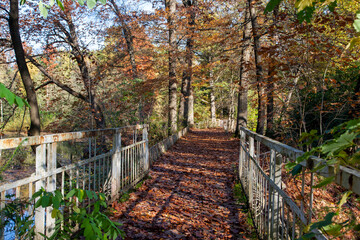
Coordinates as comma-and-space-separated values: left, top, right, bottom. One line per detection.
235, 8, 251, 137
266, 66, 275, 136
182, 0, 196, 127
56, 11, 106, 129
9, 0, 41, 136
179, 72, 185, 124
166, 0, 177, 134
209, 77, 216, 126
248, 0, 265, 135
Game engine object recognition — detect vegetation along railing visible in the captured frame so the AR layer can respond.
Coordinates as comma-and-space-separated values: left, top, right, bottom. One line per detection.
0, 125, 151, 239
239, 127, 360, 240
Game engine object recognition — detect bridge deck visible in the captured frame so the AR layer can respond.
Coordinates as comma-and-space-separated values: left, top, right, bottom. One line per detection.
111, 128, 253, 239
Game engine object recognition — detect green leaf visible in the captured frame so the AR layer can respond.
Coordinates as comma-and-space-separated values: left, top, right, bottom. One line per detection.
295, 0, 314, 12
56, 0, 65, 11
291, 164, 303, 176
66, 189, 76, 199
77, 189, 85, 202
87, 0, 96, 9
313, 176, 335, 188
310, 212, 337, 230
321, 131, 357, 155
354, 19, 360, 33
20, 0, 26, 5
50, 0, 55, 6
86, 190, 94, 200
338, 191, 352, 211
77, 0, 85, 5
73, 205, 80, 214
39, 1, 49, 18
322, 224, 342, 236
31, 190, 43, 200
41, 195, 50, 207
51, 208, 58, 218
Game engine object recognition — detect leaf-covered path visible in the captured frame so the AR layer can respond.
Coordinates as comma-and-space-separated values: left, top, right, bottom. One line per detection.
111, 128, 253, 239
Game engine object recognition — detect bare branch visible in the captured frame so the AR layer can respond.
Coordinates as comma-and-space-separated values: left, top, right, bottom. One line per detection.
26, 55, 89, 102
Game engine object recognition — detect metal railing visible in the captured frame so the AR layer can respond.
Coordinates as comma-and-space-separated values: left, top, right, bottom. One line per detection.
239, 127, 330, 240
0, 125, 149, 239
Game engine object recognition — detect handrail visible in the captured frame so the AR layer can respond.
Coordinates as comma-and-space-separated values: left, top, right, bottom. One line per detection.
0, 124, 148, 149
240, 127, 360, 196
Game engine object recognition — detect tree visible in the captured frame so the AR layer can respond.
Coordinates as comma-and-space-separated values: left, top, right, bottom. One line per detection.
0, 0, 42, 137
166, 0, 177, 134
27, 1, 106, 129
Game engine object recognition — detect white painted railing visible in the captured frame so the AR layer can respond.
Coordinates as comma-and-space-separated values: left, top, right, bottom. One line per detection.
0, 125, 149, 239
239, 127, 328, 240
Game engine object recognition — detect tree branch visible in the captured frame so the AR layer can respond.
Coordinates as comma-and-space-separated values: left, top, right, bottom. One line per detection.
26, 55, 89, 102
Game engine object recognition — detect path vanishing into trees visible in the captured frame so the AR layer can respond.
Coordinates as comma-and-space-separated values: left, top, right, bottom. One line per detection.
110, 128, 254, 239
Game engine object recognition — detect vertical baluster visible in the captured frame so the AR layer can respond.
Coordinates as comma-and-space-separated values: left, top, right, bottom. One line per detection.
281, 198, 285, 240
292, 212, 296, 239
94, 160, 97, 192
308, 172, 314, 224
0, 190, 5, 240
276, 192, 280, 239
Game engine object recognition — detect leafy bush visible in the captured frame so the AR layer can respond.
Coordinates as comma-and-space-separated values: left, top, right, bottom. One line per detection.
0, 188, 125, 240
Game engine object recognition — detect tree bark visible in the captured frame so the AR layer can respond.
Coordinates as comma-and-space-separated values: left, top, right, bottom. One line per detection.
235, 9, 251, 137
266, 65, 275, 136
182, 0, 196, 127
9, 0, 41, 136
209, 77, 216, 126
248, 0, 265, 135
166, 0, 177, 134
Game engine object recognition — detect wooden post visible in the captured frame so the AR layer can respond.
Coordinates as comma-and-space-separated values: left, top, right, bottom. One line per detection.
111, 132, 121, 201
46, 143, 57, 236
35, 144, 46, 240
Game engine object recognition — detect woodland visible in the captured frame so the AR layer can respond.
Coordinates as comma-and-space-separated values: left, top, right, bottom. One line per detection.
0, 0, 359, 239
0, 0, 359, 146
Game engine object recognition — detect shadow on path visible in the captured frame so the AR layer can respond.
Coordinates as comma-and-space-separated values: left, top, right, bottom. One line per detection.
111, 128, 253, 239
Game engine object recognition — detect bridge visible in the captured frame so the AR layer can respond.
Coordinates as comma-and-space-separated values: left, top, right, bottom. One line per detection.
0, 123, 358, 239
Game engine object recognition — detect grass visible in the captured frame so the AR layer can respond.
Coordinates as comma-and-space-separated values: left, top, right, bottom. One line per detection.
233, 182, 258, 239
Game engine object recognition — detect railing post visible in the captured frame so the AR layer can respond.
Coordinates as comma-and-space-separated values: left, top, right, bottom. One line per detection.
143, 127, 149, 172
239, 130, 246, 180
111, 131, 121, 201
269, 150, 282, 239
35, 144, 46, 240
248, 137, 254, 206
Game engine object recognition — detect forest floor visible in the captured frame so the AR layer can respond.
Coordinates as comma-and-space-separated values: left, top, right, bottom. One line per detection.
110, 128, 256, 239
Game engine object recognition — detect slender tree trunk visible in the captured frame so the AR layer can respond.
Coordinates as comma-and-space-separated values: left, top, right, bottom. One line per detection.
235, 9, 251, 137
209, 77, 216, 126
265, 6, 279, 137
182, 0, 196, 127
266, 66, 275, 136
166, 0, 177, 134
248, 0, 265, 135
9, 0, 41, 136
179, 72, 185, 124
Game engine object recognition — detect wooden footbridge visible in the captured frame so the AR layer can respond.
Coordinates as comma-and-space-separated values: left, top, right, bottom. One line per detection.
0, 122, 358, 239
